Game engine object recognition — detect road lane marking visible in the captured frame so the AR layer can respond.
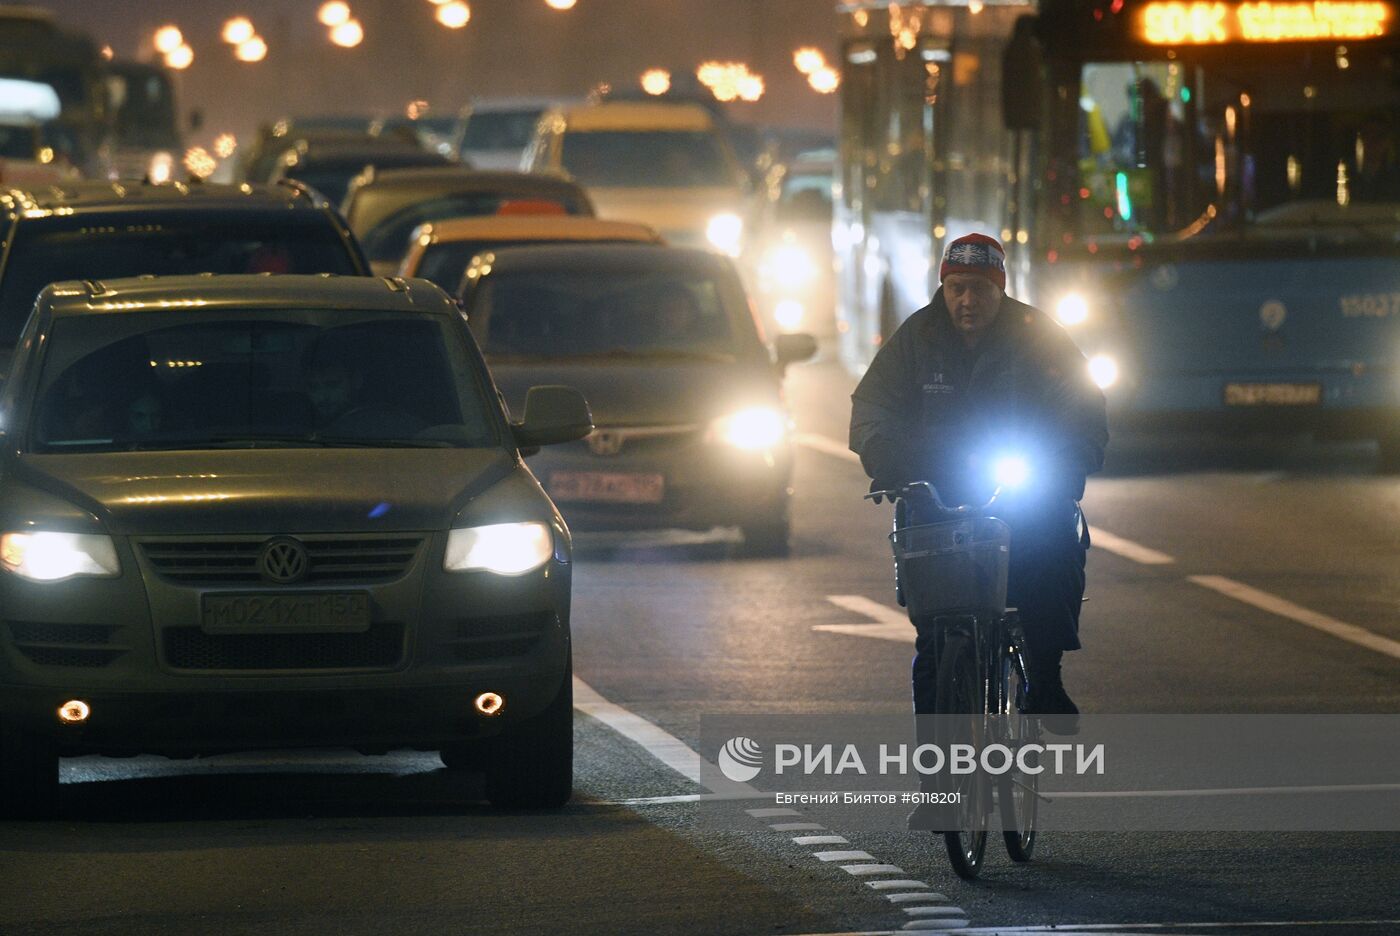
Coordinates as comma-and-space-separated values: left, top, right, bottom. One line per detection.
903, 921, 971, 932
794, 835, 851, 845
748, 807, 801, 817
842, 864, 907, 875
572, 676, 757, 797
1087, 526, 1176, 565
814, 850, 877, 862
887, 893, 950, 903
867, 880, 932, 890
796, 432, 862, 463
817, 595, 914, 642
771, 821, 827, 831
1189, 575, 1400, 661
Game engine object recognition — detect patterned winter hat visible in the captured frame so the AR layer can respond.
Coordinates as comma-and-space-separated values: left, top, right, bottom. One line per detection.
940, 233, 1006, 291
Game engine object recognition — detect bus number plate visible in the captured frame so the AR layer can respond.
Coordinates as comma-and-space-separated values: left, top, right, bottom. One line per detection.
1223, 382, 1321, 406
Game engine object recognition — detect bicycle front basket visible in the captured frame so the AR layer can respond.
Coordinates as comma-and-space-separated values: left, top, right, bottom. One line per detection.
890, 516, 1010, 619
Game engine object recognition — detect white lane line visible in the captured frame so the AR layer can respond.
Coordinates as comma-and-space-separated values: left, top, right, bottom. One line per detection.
905, 908, 973, 917
748, 807, 801, 817
887, 893, 950, 903
771, 822, 827, 831
814, 849, 877, 862
1189, 574, 1400, 661
1087, 526, 1177, 565
842, 864, 907, 876
816, 595, 914, 642
867, 880, 932, 890
902, 922, 971, 932
572, 676, 758, 798
793, 835, 851, 845
796, 432, 862, 463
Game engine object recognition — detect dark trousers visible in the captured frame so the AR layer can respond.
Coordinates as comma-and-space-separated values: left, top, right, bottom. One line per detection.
910, 497, 1086, 715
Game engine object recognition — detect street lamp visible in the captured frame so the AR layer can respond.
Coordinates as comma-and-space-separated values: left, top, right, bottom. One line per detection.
809, 67, 840, 94
153, 25, 184, 55
235, 36, 268, 62
164, 44, 194, 70
641, 69, 671, 96
793, 47, 825, 75
222, 17, 254, 45
318, 2, 352, 27
546, 0, 578, 9
436, 2, 471, 28
330, 19, 364, 47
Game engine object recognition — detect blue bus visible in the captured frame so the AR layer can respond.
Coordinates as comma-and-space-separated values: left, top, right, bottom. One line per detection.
1018, 0, 1400, 461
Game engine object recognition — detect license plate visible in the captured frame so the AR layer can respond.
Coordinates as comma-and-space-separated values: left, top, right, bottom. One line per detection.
1223, 382, 1322, 406
549, 471, 665, 504
201, 593, 371, 634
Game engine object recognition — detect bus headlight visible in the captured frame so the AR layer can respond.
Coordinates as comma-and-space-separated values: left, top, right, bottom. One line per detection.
712, 407, 788, 451
1056, 292, 1090, 327
1088, 353, 1120, 389
760, 243, 817, 290
1, 531, 121, 582
148, 151, 175, 185
444, 522, 553, 575
706, 212, 744, 257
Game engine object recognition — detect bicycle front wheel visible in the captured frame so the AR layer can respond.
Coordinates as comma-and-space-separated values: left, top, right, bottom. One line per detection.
934, 631, 988, 880
998, 635, 1038, 862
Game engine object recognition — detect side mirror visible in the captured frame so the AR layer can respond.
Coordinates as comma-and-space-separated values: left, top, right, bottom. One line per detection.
511, 385, 593, 451
774, 332, 818, 370
1002, 15, 1044, 132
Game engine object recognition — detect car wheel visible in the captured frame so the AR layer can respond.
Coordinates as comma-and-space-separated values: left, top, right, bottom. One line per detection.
484, 663, 573, 810
0, 724, 59, 820
738, 516, 791, 558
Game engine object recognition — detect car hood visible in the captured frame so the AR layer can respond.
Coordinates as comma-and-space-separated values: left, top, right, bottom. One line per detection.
491, 359, 778, 427
9, 448, 515, 535
587, 186, 743, 237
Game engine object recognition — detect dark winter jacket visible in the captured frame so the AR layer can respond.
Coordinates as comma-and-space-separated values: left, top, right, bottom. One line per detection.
849, 289, 1108, 507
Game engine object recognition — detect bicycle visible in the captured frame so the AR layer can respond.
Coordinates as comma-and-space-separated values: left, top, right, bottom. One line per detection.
866, 479, 1041, 880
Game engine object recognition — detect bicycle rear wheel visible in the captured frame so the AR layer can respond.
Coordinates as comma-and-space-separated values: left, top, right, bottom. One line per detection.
997, 630, 1038, 862
934, 631, 988, 880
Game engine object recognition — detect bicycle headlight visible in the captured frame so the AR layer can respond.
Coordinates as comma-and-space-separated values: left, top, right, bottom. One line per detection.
712, 407, 788, 451
1, 531, 121, 582
1055, 292, 1089, 327
444, 522, 553, 575
706, 212, 744, 257
1088, 353, 1120, 389
991, 454, 1031, 490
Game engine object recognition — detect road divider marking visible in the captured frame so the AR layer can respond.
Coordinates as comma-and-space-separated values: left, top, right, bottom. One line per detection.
794, 835, 851, 845
814, 850, 877, 862
771, 821, 827, 831
902, 921, 971, 931
887, 893, 950, 903
817, 595, 914, 642
748, 807, 800, 817
1189, 575, 1400, 661
867, 880, 932, 890
842, 864, 907, 876
1087, 526, 1176, 565
796, 432, 862, 463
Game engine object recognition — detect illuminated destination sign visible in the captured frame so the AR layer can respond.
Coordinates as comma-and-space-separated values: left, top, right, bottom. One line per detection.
1139, 1, 1392, 43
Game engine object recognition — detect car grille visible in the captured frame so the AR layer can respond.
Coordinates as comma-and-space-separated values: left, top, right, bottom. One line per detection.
447, 611, 553, 662
138, 535, 424, 586
7, 621, 129, 668
162, 621, 405, 671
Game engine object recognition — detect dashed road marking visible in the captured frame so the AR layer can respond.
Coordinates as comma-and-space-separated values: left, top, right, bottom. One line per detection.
1087, 526, 1176, 565
748, 807, 801, 817
770, 821, 827, 831
814, 849, 877, 862
842, 864, 908, 876
886, 893, 950, 903
794, 835, 851, 845
816, 595, 913, 642
1189, 574, 1400, 661
867, 880, 933, 891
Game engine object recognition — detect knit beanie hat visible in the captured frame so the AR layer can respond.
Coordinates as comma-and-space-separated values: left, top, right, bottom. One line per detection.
940, 233, 1007, 291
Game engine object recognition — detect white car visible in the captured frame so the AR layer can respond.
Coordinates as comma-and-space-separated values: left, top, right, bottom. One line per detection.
523, 101, 752, 258
456, 98, 567, 170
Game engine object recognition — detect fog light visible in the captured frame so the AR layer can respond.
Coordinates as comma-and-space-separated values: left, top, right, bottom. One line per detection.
58, 699, 90, 724
474, 692, 504, 716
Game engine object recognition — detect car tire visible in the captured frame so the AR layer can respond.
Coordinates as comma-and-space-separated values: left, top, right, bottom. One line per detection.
484, 662, 573, 810
0, 724, 59, 820
738, 516, 791, 558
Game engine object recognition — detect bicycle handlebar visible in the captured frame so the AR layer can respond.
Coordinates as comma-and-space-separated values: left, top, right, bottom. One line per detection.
864, 480, 1003, 515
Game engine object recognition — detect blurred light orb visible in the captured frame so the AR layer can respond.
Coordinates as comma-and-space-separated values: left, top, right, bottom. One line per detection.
436, 2, 471, 28
184, 147, 218, 180
406, 99, 430, 120
214, 133, 238, 159
793, 47, 825, 75
100, 44, 114, 61
164, 44, 194, 70
330, 19, 364, 47
809, 67, 840, 94
546, 0, 578, 8
222, 17, 254, 45
153, 25, 184, 55
641, 69, 671, 96
738, 74, 765, 102
235, 37, 267, 62
318, 2, 351, 27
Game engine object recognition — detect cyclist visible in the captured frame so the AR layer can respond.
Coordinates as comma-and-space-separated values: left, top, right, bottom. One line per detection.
849, 233, 1108, 725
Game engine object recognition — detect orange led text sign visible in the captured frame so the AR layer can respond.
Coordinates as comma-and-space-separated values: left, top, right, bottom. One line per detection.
1139, 1, 1391, 43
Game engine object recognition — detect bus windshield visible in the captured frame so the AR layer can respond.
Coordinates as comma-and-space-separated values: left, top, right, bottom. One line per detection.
1070, 47, 1400, 245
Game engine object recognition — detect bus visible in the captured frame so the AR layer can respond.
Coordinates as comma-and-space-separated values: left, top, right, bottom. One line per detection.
1023, 0, 1400, 463
833, 0, 1034, 374
0, 6, 104, 175
100, 60, 184, 183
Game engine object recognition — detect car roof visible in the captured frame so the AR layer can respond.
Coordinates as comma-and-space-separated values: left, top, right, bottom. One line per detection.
0, 180, 331, 217
288, 144, 444, 168
555, 102, 716, 132
354, 167, 584, 196
37, 274, 456, 318
472, 242, 727, 276
420, 216, 660, 245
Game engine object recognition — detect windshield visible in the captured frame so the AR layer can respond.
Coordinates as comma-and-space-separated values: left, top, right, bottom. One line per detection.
106, 70, 179, 150
360, 191, 589, 262
1068, 48, 1400, 245
28, 312, 498, 453
0, 217, 358, 348
473, 269, 742, 360
461, 110, 543, 151
776, 170, 833, 223
560, 131, 738, 188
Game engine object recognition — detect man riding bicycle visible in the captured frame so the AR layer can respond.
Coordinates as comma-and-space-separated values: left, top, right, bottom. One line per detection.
849, 233, 1108, 723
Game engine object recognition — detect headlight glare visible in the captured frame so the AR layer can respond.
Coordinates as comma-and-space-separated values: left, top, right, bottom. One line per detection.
761, 243, 817, 290
773, 299, 805, 331
991, 454, 1031, 490
1088, 353, 1120, 389
148, 151, 175, 185
1056, 292, 1089, 327
1, 531, 120, 582
444, 522, 553, 575
714, 407, 788, 451
706, 212, 744, 257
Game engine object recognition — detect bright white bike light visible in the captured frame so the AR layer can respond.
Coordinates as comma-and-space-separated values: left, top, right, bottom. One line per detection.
1, 531, 120, 582
706, 212, 744, 257
444, 522, 553, 575
714, 407, 788, 451
1088, 353, 1120, 389
1055, 292, 1089, 326
992, 455, 1031, 490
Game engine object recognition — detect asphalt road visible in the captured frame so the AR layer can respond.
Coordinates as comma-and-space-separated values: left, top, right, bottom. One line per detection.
2, 356, 1398, 936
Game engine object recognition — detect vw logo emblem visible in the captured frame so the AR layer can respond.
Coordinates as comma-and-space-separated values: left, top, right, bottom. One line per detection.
1260, 300, 1288, 332
587, 430, 625, 457
259, 537, 309, 584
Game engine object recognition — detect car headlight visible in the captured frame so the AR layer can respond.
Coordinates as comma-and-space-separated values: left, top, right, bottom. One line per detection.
1088, 353, 1120, 389
706, 212, 744, 257
1055, 292, 1089, 327
444, 521, 553, 575
1, 532, 120, 582
712, 407, 788, 451
760, 243, 818, 291
148, 151, 175, 185
773, 299, 805, 331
